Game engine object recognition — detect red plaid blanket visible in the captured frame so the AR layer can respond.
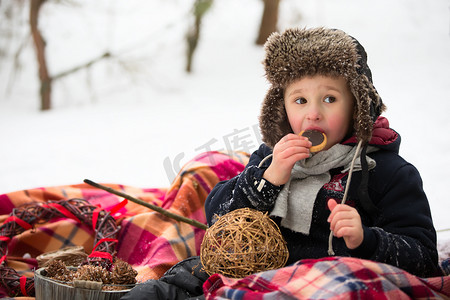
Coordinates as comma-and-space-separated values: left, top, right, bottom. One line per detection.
203, 256, 450, 299
2, 150, 450, 299
0, 151, 248, 297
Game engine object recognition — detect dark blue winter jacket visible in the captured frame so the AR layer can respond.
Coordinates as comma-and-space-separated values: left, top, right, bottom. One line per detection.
205, 117, 440, 277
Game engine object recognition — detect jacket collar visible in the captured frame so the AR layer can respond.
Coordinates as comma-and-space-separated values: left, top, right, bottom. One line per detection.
342, 116, 400, 153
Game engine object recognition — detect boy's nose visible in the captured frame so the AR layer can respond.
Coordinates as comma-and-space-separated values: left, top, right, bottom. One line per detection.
306, 106, 321, 121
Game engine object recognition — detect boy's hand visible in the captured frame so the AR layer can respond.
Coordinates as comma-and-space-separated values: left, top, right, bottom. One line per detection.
263, 133, 311, 186
327, 199, 364, 250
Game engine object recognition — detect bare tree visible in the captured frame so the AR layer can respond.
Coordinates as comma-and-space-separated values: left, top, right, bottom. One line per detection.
185, 0, 281, 72
0, 1, 28, 96
1, 2, 147, 110
186, 0, 213, 73
28, 1, 111, 110
29, 0, 51, 110
255, 0, 280, 45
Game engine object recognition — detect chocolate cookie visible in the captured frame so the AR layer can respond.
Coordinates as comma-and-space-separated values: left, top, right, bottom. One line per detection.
300, 130, 327, 152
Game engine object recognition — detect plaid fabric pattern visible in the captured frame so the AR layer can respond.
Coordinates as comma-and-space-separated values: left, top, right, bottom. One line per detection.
0, 151, 248, 285
3, 150, 450, 299
203, 256, 450, 299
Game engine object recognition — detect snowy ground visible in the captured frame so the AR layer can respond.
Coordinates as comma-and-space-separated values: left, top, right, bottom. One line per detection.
1, 0, 449, 240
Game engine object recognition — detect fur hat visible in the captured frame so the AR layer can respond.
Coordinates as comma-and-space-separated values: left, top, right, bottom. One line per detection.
259, 27, 386, 148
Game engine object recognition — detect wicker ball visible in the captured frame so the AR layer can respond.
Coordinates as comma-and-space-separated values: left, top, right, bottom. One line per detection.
200, 208, 289, 278
37, 246, 88, 268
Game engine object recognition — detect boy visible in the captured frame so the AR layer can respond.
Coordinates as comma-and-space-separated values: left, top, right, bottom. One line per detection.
205, 27, 440, 277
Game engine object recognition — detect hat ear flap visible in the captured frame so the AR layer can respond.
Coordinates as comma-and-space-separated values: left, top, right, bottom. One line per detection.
349, 75, 380, 143
351, 36, 386, 124
259, 87, 292, 148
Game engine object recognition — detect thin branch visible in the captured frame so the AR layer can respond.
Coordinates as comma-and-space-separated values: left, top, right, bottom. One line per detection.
84, 179, 208, 230
52, 52, 111, 81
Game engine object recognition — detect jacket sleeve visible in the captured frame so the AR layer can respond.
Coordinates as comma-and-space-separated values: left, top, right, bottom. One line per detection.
351, 162, 440, 277
204, 144, 283, 226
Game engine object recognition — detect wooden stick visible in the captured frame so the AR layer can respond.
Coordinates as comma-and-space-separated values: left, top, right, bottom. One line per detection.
84, 179, 208, 230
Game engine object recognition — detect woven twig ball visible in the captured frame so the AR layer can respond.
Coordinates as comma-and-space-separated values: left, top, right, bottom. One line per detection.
200, 208, 289, 278
37, 246, 88, 268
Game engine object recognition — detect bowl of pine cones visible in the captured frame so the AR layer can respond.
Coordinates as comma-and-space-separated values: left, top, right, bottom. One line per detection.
34, 259, 138, 300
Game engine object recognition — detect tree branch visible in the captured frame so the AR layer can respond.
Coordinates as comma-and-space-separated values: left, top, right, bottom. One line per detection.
52, 52, 111, 81
83, 179, 208, 230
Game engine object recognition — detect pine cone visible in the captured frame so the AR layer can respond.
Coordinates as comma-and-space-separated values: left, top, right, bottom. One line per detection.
110, 259, 137, 285
74, 265, 109, 283
45, 260, 69, 278
53, 271, 75, 282
101, 267, 112, 284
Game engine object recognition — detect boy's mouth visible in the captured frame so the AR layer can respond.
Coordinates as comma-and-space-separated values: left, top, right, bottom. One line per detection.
304, 126, 325, 134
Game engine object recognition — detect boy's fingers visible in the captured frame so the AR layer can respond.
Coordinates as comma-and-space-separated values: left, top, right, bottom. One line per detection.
327, 199, 338, 223
327, 199, 338, 211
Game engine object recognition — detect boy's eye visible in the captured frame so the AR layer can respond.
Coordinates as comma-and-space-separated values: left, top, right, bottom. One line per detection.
324, 96, 336, 103
295, 97, 307, 104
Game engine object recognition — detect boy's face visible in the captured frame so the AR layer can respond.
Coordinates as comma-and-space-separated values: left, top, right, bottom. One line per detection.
284, 75, 354, 151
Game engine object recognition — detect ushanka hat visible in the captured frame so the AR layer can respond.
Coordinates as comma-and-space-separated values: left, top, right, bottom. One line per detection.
259, 27, 386, 148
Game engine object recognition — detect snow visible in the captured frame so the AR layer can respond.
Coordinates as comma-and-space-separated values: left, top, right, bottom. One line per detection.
1, 0, 449, 240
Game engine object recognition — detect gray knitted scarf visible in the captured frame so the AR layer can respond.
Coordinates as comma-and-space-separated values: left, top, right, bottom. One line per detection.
270, 143, 376, 235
